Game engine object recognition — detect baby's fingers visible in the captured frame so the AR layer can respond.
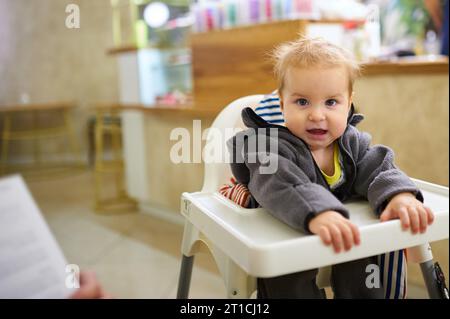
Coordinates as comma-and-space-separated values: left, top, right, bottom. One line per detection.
318, 226, 332, 246
418, 206, 428, 233
348, 221, 361, 246
329, 225, 344, 253
340, 223, 354, 251
408, 207, 420, 234
398, 207, 410, 230
425, 206, 435, 225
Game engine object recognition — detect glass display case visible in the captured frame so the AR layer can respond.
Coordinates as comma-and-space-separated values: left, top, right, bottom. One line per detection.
137, 47, 192, 105
111, 0, 193, 105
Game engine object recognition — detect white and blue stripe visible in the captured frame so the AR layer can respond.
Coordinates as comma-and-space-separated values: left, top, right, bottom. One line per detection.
254, 93, 285, 125
379, 250, 407, 299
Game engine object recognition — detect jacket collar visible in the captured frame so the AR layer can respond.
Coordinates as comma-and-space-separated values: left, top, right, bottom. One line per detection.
347, 103, 364, 126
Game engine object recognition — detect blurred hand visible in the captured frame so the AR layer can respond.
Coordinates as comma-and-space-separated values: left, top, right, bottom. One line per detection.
309, 211, 360, 253
70, 271, 112, 299
380, 192, 434, 234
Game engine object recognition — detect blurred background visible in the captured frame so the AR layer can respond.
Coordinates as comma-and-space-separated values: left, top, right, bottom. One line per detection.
0, 0, 448, 298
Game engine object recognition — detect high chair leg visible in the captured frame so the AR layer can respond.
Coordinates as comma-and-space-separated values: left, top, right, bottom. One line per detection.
177, 255, 195, 299
178, 218, 257, 299
407, 243, 448, 299
420, 260, 443, 299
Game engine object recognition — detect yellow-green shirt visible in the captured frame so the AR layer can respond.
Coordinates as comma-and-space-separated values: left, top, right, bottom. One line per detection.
320, 143, 342, 188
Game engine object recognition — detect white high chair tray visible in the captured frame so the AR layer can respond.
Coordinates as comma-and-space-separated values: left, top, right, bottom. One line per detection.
182, 179, 449, 278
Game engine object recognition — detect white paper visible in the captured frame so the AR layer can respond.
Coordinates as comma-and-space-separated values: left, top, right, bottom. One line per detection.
0, 175, 72, 299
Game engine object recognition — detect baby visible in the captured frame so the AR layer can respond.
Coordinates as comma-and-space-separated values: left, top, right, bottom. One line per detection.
227, 37, 434, 298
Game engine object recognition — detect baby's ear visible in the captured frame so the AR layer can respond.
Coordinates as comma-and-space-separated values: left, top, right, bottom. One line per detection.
348, 92, 354, 109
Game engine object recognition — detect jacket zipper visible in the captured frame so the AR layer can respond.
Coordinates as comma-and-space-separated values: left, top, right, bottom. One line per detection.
338, 135, 357, 197
308, 147, 332, 192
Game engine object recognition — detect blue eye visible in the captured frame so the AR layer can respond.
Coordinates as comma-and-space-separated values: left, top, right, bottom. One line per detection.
325, 99, 337, 107
296, 98, 308, 106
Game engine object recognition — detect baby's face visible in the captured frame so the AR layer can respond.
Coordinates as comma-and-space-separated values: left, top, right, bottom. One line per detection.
280, 66, 352, 152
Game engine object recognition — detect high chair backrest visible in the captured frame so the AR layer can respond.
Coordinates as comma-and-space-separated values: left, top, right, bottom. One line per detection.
201, 95, 264, 192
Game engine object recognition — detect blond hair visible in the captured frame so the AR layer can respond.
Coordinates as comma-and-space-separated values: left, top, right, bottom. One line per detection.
272, 36, 361, 95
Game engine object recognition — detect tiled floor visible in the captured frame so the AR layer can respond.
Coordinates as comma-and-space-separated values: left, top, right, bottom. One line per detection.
26, 170, 226, 299
25, 170, 430, 299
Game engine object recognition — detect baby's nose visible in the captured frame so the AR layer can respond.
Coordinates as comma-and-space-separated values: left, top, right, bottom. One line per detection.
308, 108, 326, 121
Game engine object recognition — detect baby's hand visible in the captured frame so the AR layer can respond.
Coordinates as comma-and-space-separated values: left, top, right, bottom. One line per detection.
309, 211, 360, 253
380, 192, 434, 234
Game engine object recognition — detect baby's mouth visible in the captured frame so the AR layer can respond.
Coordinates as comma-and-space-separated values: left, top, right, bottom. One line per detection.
307, 129, 328, 135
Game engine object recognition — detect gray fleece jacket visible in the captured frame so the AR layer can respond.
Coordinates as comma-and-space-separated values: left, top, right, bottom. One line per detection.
227, 107, 423, 234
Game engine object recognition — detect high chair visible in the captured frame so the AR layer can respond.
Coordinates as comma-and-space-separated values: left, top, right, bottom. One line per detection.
177, 95, 449, 299
93, 105, 137, 212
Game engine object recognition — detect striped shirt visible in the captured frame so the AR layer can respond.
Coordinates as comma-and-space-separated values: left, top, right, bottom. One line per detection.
254, 93, 285, 125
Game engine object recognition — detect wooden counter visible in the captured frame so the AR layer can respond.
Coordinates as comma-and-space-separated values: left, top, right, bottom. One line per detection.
361, 57, 448, 76
94, 103, 219, 117
189, 20, 448, 109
